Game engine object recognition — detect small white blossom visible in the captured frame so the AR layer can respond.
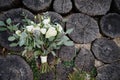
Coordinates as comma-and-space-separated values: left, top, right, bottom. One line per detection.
15, 30, 21, 36
33, 26, 40, 32
26, 25, 34, 32
42, 18, 50, 24
46, 27, 57, 38
40, 28, 47, 34
56, 23, 63, 32
44, 24, 52, 28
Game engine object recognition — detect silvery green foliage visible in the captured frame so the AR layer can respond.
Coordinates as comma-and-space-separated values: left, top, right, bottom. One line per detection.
0, 13, 74, 58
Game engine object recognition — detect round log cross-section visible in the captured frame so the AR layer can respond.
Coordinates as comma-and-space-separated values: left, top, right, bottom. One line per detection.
22, 0, 52, 12
66, 13, 99, 44
0, 8, 34, 51
0, 0, 20, 11
92, 38, 120, 63
100, 13, 120, 38
74, 0, 112, 16
96, 61, 120, 80
0, 55, 33, 80
53, 0, 72, 14
75, 48, 95, 72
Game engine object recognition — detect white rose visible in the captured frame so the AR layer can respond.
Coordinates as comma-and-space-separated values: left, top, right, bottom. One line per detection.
46, 27, 57, 38
56, 23, 63, 32
44, 24, 52, 28
33, 26, 40, 32
42, 18, 50, 24
40, 28, 46, 34
26, 25, 34, 32
15, 30, 21, 36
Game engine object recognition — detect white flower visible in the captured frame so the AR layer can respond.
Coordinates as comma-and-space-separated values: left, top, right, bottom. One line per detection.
15, 30, 21, 36
44, 24, 52, 28
42, 18, 50, 24
46, 27, 57, 38
33, 26, 40, 32
56, 23, 63, 32
40, 28, 46, 34
26, 25, 34, 32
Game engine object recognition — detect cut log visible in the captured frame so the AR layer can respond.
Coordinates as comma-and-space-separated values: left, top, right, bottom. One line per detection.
0, 8, 35, 51
22, 0, 52, 12
75, 48, 95, 72
0, 55, 33, 80
0, 0, 21, 11
58, 46, 76, 61
100, 13, 120, 38
92, 38, 120, 63
53, 0, 72, 14
96, 61, 120, 80
39, 71, 55, 80
66, 13, 99, 44
114, 0, 120, 12
45, 11, 65, 28
74, 0, 112, 16
56, 62, 73, 80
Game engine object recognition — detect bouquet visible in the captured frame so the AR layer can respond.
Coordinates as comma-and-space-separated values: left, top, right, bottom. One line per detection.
0, 13, 74, 73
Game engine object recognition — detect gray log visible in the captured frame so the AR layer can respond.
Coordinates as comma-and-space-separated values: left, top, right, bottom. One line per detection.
66, 13, 99, 43
53, 0, 72, 14
74, 0, 112, 16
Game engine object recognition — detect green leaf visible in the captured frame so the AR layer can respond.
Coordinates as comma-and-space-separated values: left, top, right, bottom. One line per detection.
57, 41, 63, 45
10, 43, 18, 47
63, 36, 69, 41
65, 28, 74, 34
48, 36, 55, 41
51, 51, 56, 57
8, 36, 16, 41
19, 39, 25, 46
0, 21, 6, 26
6, 18, 12, 25
0, 27, 7, 31
22, 50, 27, 56
64, 41, 74, 46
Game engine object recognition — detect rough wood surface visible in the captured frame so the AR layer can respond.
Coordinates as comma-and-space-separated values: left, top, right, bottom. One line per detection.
0, 0, 20, 11
53, 0, 72, 14
58, 46, 76, 61
0, 55, 33, 80
92, 38, 120, 63
75, 48, 95, 72
74, 0, 112, 16
100, 13, 120, 38
46, 11, 65, 28
96, 61, 120, 80
66, 13, 99, 43
114, 0, 120, 12
56, 62, 73, 80
0, 8, 34, 51
22, 0, 52, 12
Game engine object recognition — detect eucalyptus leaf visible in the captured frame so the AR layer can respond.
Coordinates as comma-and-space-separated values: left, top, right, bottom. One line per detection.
8, 36, 16, 41
64, 41, 74, 46
48, 36, 55, 41
6, 18, 12, 25
10, 43, 18, 47
0, 27, 7, 31
0, 21, 6, 26
51, 51, 56, 56
19, 39, 25, 46
65, 28, 74, 34
63, 36, 69, 41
